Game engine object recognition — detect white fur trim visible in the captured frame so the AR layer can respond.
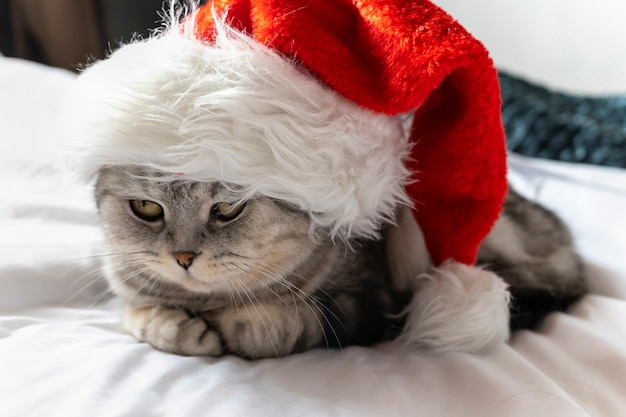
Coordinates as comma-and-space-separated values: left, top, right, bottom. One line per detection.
399, 260, 510, 353
62, 16, 411, 240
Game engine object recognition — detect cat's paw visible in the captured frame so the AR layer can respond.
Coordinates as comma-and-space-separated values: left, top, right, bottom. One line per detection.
123, 305, 223, 356
215, 303, 321, 359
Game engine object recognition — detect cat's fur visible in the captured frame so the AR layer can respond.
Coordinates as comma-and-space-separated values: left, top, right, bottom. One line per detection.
95, 166, 586, 359
478, 188, 587, 330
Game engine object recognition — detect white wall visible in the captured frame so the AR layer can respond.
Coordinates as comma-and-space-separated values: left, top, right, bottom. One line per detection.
432, 0, 626, 95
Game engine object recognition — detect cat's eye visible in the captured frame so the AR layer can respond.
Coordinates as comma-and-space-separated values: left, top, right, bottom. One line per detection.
129, 200, 164, 222
211, 202, 245, 221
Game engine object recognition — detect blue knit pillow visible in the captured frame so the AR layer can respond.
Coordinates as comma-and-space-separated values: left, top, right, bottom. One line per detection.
499, 72, 626, 168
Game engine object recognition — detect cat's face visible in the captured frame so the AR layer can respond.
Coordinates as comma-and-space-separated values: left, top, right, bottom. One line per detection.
95, 166, 318, 305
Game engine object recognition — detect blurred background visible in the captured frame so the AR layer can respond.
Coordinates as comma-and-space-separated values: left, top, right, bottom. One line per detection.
1, 0, 625, 167
432, 0, 626, 95
0, 0, 168, 71
431, 0, 626, 167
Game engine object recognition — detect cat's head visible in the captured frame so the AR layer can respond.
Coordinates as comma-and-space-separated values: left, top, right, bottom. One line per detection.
95, 166, 321, 306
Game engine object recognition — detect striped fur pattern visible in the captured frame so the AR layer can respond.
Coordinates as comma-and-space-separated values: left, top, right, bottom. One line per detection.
95, 166, 586, 358
95, 166, 402, 358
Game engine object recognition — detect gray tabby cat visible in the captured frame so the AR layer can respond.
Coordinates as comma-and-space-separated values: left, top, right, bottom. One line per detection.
95, 166, 586, 359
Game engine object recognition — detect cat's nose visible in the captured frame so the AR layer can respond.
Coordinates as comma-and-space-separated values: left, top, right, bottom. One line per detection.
173, 252, 197, 270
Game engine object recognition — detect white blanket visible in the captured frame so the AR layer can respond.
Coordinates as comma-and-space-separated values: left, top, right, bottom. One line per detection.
1, 55, 625, 417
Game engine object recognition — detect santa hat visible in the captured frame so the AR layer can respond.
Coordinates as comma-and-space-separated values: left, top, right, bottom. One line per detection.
64, 0, 510, 352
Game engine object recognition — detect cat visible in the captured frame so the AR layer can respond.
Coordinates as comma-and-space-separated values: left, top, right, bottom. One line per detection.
95, 166, 586, 359
477, 187, 587, 330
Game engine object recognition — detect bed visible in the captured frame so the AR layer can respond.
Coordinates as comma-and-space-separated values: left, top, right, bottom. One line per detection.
2, 14, 626, 417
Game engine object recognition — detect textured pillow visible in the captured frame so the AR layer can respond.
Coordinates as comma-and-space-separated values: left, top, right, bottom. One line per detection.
500, 72, 626, 168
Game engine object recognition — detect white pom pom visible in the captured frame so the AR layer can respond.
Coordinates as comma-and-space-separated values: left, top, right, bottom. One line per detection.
399, 260, 511, 353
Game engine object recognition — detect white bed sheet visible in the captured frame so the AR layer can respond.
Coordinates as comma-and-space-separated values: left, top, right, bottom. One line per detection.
1, 56, 625, 417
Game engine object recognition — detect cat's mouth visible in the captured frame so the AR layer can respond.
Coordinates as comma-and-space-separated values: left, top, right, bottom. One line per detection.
178, 274, 217, 292
172, 267, 242, 294
153, 252, 278, 295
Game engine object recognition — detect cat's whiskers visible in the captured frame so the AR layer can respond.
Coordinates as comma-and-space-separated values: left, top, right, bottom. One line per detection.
65, 250, 158, 262
228, 274, 281, 358
61, 254, 110, 292
65, 278, 114, 309
247, 259, 347, 327
65, 277, 109, 307
237, 260, 343, 350
229, 262, 288, 304
225, 272, 250, 315
96, 166, 396, 358
256, 259, 347, 320
71, 252, 156, 286
110, 263, 152, 287
108, 262, 160, 305
270, 279, 332, 349
221, 263, 243, 314
275, 279, 344, 350
63, 264, 107, 305
67, 251, 157, 281
132, 270, 163, 306
64, 253, 152, 306
221, 250, 271, 261
127, 273, 161, 306
229, 261, 302, 347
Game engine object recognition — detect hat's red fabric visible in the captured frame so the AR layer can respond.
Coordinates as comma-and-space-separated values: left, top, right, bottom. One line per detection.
191, 0, 507, 266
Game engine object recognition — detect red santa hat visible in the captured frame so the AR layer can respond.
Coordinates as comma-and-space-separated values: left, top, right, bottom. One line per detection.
65, 0, 510, 352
